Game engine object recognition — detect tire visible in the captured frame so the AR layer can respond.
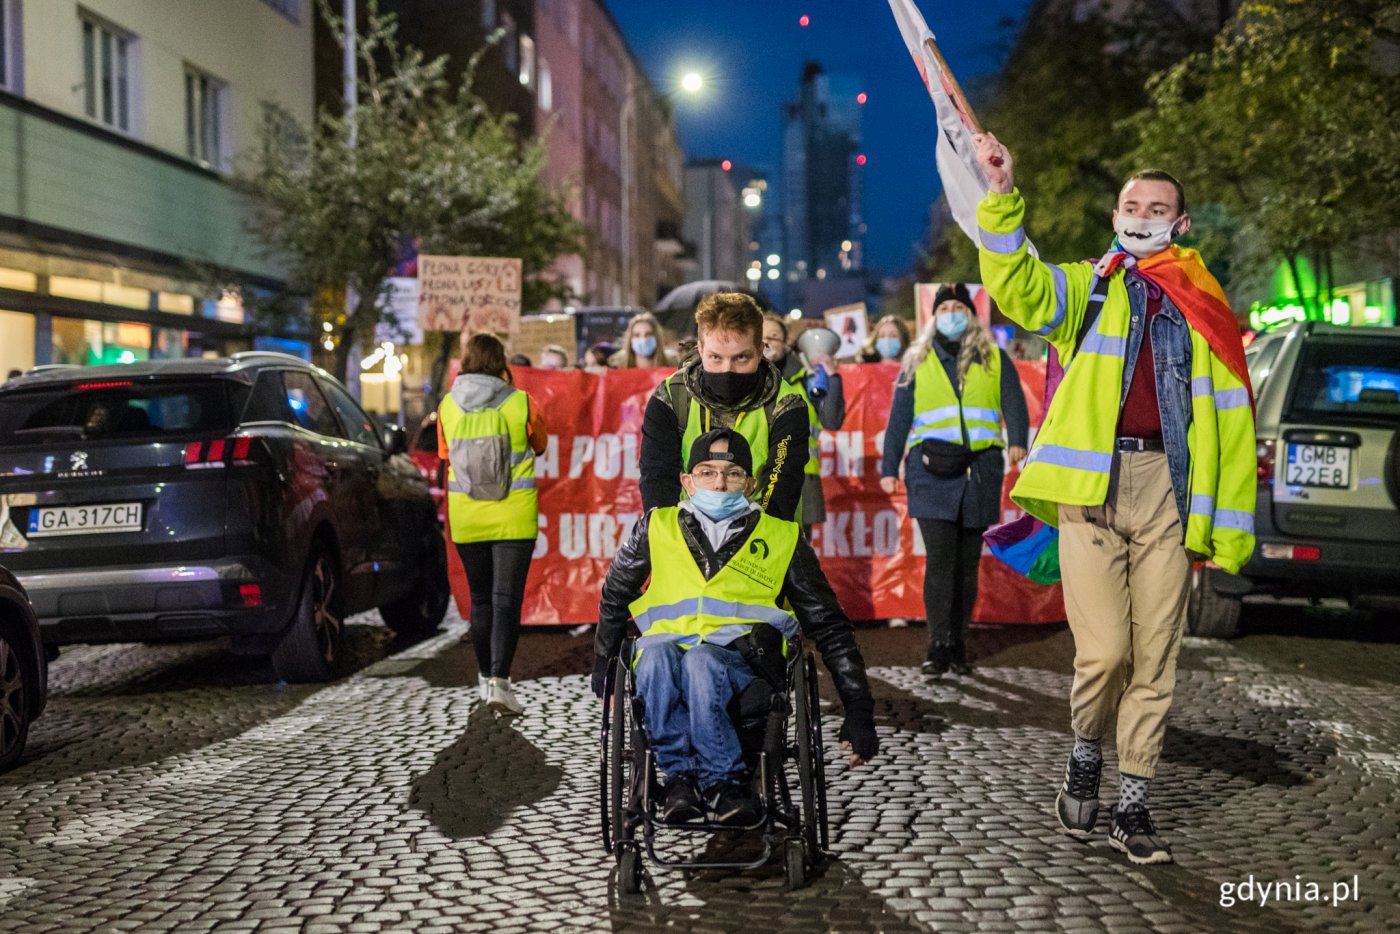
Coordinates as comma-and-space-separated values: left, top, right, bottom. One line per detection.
793, 653, 821, 857
609, 656, 631, 850
784, 838, 807, 890
619, 844, 643, 894
0, 629, 31, 772
271, 547, 344, 683
1188, 566, 1243, 639
379, 530, 450, 636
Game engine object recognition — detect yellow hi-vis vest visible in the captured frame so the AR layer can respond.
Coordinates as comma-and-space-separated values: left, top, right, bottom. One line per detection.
906, 350, 1005, 453
439, 387, 537, 544
976, 188, 1257, 573
670, 374, 806, 502
785, 368, 823, 477
628, 507, 800, 655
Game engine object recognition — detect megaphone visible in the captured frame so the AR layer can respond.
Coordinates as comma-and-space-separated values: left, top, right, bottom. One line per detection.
794, 326, 841, 399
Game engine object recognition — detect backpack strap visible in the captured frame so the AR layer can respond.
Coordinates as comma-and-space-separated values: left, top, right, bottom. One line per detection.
666, 374, 691, 437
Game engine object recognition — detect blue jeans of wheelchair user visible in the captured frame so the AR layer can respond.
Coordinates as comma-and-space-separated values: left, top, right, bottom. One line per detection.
633, 640, 754, 790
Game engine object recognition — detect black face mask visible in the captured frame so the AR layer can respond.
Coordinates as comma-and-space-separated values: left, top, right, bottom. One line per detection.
702, 368, 763, 405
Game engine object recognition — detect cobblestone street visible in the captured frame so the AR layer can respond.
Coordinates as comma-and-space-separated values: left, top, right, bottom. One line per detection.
1, 605, 1397, 933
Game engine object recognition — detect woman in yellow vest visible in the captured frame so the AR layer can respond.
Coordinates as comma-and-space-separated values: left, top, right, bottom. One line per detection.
879, 286, 1029, 677
438, 333, 547, 716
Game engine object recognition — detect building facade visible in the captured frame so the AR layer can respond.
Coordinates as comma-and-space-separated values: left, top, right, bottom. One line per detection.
0, 0, 316, 376
681, 159, 751, 287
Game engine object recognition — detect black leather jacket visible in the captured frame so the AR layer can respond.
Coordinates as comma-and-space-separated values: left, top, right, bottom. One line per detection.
596, 507, 874, 714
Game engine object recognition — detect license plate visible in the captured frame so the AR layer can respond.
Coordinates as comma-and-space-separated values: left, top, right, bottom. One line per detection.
27, 502, 143, 537
1284, 444, 1351, 488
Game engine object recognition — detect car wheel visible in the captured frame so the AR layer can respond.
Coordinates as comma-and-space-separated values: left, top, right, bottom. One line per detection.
378, 530, 450, 636
1188, 566, 1243, 639
0, 629, 32, 771
271, 547, 344, 683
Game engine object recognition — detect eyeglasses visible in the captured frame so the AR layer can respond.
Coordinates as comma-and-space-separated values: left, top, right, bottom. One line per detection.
691, 467, 749, 484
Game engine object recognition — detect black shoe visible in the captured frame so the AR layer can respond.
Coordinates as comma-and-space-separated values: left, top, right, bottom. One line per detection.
1108, 804, 1173, 865
704, 780, 763, 826
921, 645, 952, 678
948, 645, 973, 676
658, 773, 703, 823
1055, 753, 1101, 837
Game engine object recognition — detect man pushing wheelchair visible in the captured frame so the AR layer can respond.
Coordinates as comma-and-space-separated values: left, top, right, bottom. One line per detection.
593, 428, 879, 828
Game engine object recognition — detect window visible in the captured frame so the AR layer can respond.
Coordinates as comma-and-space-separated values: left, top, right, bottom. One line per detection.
185, 67, 227, 168
282, 371, 341, 438
481, 0, 496, 31
242, 371, 293, 425
1288, 339, 1400, 425
319, 379, 381, 448
502, 13, 518, 73
519, 33, 535, 88
260, 0, 298, 21
0, 382, 237, 445
81, 14, 132, 132
539, 58, 552, 112
0, 0, 14, 90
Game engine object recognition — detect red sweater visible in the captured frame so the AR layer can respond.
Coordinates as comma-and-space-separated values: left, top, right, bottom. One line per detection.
1119, 294, 1163, 439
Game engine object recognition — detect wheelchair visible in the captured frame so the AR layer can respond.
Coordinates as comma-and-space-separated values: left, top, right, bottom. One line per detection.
598, 634, 830, 893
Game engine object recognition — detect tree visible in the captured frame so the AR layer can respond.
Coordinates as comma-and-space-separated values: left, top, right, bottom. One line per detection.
241, 0, 582, 382
1125, 0, 1400, 311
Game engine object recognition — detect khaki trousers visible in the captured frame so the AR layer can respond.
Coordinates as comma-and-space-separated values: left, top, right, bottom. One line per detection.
1057, 451, 1189, 779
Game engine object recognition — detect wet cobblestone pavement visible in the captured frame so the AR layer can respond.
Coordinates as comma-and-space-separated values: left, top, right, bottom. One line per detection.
1, 604, 1396, 932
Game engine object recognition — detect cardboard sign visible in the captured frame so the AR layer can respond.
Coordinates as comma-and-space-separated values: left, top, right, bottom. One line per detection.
417, 255, 522, 334
824, 303, 869, 359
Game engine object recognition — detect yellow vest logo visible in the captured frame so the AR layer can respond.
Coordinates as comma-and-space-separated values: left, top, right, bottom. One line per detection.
729, 538, 779, 589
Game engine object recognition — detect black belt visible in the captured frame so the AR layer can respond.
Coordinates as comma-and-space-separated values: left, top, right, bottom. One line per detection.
1116, 436, 1165, 452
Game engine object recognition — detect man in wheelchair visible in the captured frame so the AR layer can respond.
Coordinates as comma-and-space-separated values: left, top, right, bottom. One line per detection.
593, 428, 879, 826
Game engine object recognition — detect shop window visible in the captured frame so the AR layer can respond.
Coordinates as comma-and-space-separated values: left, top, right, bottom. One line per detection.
151, 328, 189, 360
519, 34, 535, 89
0, 0, 15, 91
82, 14, 134, 132
185, 66, 228, 170
51, 317, 149, 366
0, 310, 35, 379
539, 58, 553, 112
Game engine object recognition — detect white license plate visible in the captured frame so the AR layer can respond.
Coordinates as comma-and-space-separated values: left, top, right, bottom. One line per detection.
1284, 444, 1351, 488
27, 502, 143, 537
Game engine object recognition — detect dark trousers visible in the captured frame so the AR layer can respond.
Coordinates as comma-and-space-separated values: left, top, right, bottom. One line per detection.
916, 519, 984, 660
456, 539, 534, 678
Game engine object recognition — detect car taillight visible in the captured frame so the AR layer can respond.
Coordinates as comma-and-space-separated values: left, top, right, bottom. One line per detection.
185, 436, 256, 469
239, 583, 263, 607
1257, 438, 1276, 484
1261, 543, 1320, 561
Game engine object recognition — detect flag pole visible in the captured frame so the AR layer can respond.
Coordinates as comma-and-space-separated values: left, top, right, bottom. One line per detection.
923, 36, 1002, 164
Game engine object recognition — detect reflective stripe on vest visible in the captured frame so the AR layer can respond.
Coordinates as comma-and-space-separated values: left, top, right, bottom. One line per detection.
439, 388, 538, 543
908, 347, 1004, 452
628, 507, 800, 651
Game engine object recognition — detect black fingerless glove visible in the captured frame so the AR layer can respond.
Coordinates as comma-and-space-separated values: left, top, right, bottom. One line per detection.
591, 655, 611, 699
839, 701, 878, 761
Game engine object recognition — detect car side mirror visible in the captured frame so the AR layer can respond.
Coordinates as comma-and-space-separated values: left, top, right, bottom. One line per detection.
383, 424, 408, 455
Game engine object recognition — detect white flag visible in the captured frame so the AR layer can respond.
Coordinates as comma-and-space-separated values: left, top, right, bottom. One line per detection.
886, 0, 1036, 256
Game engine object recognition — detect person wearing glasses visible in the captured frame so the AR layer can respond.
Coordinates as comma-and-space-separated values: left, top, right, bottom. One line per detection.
594, 428, 878, 826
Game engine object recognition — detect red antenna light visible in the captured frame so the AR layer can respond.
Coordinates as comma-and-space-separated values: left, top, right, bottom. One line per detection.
856, 154, 867, 166
856, 92, 868, 105
799, 15, 810, 27
721, 159, 732, 172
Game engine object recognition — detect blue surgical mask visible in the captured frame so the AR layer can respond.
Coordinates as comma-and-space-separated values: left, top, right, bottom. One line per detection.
875, 337, 902, 360
935, 311, 969, 340
631, 335, 657, 358
688, 487, 751, 522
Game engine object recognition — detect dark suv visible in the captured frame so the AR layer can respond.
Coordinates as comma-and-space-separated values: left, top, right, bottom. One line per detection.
1190, 322, 1400, 636
0, 353, 449, 681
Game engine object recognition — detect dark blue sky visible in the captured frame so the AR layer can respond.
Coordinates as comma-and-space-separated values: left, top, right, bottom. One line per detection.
605, 0, 1036, 275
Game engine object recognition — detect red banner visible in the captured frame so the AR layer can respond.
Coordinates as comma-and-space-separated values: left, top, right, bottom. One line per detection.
448, 363, 1065, 625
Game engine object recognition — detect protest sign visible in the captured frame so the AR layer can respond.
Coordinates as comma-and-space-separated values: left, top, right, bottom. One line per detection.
417, 255, 522, 333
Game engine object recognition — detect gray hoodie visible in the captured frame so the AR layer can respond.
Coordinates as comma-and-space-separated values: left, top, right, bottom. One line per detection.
450, 373, 514, 412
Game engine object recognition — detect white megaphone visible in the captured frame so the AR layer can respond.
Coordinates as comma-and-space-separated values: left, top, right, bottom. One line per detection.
794, 326, 841, 398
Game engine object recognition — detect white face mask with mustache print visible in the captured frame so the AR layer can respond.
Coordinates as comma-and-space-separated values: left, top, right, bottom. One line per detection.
1113, 215, 1185, 258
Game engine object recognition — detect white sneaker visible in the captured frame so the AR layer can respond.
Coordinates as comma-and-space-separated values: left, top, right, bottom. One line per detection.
485, 677, 524, 717
478, 673, 488, 702
888, 617, 909, 628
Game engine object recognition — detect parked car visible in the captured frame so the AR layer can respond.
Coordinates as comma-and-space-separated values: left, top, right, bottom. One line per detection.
0, 564, 46, 771
408, 411, 446, 524
1190, 322, 1400, 637
0, 352, 450, 682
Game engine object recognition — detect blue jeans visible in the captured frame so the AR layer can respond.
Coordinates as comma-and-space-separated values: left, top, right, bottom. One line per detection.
633, 641, 754, 790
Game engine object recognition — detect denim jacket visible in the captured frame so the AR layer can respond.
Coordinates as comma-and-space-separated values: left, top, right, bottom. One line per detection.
1120, 271, 1193, 529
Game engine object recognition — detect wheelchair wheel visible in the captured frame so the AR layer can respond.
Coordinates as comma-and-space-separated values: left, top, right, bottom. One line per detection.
793, 653, 822, 857
783, 837, 807, 890
807, 654, 830, 851
619, 843, 644, 894
608, 656, 631, 852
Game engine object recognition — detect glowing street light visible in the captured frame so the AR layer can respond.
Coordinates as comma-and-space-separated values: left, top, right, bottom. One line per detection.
766, 253, 780, 266
746, 267, 762, 282
681, 71, 703, 94
767, 268, 780, 280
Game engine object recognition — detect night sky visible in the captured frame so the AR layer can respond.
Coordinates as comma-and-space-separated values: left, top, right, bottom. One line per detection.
605, 0, 1037, 276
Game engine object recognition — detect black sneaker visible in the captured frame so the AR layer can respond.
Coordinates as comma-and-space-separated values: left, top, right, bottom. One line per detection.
1054, 753, 1101, 837
704, 780, 763, 826
657, 773, 703, 823
921, 645, 952, 678
948, 645, 973, 676
1108, 804, 1172, 865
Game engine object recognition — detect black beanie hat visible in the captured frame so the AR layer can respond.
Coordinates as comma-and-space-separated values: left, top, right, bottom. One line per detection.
932, 283, 974, 312
687, 428, 753, 475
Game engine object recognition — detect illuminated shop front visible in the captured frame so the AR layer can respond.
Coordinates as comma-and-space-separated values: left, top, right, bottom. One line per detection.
1248, 258, 1396, 331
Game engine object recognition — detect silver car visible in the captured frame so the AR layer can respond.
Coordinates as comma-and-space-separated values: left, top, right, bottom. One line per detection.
1190, 322, 1400, 636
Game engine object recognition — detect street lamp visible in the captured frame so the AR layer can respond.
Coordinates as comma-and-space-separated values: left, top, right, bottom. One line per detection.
682, 72, 703, 94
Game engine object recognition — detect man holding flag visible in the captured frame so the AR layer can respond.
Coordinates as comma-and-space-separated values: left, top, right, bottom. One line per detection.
971, 134, 1256, 865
